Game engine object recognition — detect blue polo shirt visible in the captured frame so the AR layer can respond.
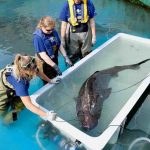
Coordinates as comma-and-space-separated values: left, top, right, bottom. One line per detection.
6, 74, 29, 97
33, 29, 61, 58
59, 0, 96, 22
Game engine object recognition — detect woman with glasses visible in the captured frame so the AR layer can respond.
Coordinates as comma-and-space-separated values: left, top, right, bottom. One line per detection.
33, 16, 72, 84
0, 54, 59, 124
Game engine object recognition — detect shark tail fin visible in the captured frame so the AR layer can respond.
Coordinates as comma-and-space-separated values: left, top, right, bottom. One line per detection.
133, 58, 150, 66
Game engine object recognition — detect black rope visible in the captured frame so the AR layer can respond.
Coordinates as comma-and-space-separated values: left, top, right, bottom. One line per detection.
112, 74, 150, 93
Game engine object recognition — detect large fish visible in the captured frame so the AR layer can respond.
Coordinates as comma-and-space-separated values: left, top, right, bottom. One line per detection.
76, 59, 150, 131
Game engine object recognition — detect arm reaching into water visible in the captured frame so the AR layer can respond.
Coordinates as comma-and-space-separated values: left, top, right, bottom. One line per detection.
60, 21, 67, 47
37, 52, 62, 76
90, 18, 96, 46
37, 69, 61, 84
21, 96, 57, 120
21, 96, 47, 118
59, 45, 73, 66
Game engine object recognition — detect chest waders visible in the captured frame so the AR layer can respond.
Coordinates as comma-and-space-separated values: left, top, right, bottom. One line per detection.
65, 0, 92, 63
0, 68, 24, 121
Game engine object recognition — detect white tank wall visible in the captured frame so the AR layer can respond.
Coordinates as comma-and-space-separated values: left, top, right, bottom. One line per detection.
31, 33, 150, 150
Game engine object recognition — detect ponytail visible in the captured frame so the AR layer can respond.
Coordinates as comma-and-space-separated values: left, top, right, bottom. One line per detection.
13, 54, 22, 80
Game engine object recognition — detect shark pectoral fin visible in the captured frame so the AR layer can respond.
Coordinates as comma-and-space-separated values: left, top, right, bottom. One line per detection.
102, 88, 112, 99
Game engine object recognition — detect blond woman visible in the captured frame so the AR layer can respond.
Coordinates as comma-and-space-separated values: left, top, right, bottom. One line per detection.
0, 54, 59, 123
33, 16, 72, 84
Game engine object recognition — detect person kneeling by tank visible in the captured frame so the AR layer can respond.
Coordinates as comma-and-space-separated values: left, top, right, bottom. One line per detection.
0, 54, 59, 124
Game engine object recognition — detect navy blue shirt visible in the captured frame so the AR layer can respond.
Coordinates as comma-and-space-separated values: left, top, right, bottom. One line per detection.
33, 29, 61, 58
59, 0, 96, 22
6, 74, 29, 97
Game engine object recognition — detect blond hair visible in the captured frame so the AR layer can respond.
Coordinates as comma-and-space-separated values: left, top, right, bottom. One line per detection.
13, 54, 43, 81
37, 16, 55, 29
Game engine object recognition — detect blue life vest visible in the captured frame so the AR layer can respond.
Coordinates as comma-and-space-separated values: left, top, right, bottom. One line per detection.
33, 29, 61, 58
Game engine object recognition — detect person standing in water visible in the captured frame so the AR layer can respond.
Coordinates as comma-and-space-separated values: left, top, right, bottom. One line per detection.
59, 0, 96, 63
33, 16, 72, 84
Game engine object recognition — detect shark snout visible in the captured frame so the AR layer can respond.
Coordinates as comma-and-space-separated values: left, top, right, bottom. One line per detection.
81, 114, 98, 131
82, 122, 98, 131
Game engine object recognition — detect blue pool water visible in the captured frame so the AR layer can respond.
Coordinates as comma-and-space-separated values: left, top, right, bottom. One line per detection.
0, 0, 150, 150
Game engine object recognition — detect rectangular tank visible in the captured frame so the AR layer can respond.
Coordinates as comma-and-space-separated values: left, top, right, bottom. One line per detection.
31, 33, 150, 150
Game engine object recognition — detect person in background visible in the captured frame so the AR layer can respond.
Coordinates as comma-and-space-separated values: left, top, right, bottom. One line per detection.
0, 54, 59, 124
59, 0, 96, 63
33, 16, 72, 84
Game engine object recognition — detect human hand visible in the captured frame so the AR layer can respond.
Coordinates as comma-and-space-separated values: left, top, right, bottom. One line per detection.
46, 110, 57, 121
53, 64, 62, 76
92, 35, 96, 46
64, 56, 73, 67
49, 77, 61, 84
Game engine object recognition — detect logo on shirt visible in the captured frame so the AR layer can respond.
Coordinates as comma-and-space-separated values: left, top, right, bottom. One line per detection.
76, 9, 81, 14
48, 37, 55, 42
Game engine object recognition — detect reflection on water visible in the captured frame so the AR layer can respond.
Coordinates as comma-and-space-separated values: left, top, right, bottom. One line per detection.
0, 0, 61, 68
0, 0, 150, 149
94, 0, 150, 46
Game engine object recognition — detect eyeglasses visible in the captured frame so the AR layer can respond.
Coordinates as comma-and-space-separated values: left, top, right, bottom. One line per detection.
45, 28, 54, 32
44, 25, 54, 32
21, 57, 36, 69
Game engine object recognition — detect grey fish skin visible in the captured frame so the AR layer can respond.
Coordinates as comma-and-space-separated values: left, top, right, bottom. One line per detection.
76, 58, 150, 131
